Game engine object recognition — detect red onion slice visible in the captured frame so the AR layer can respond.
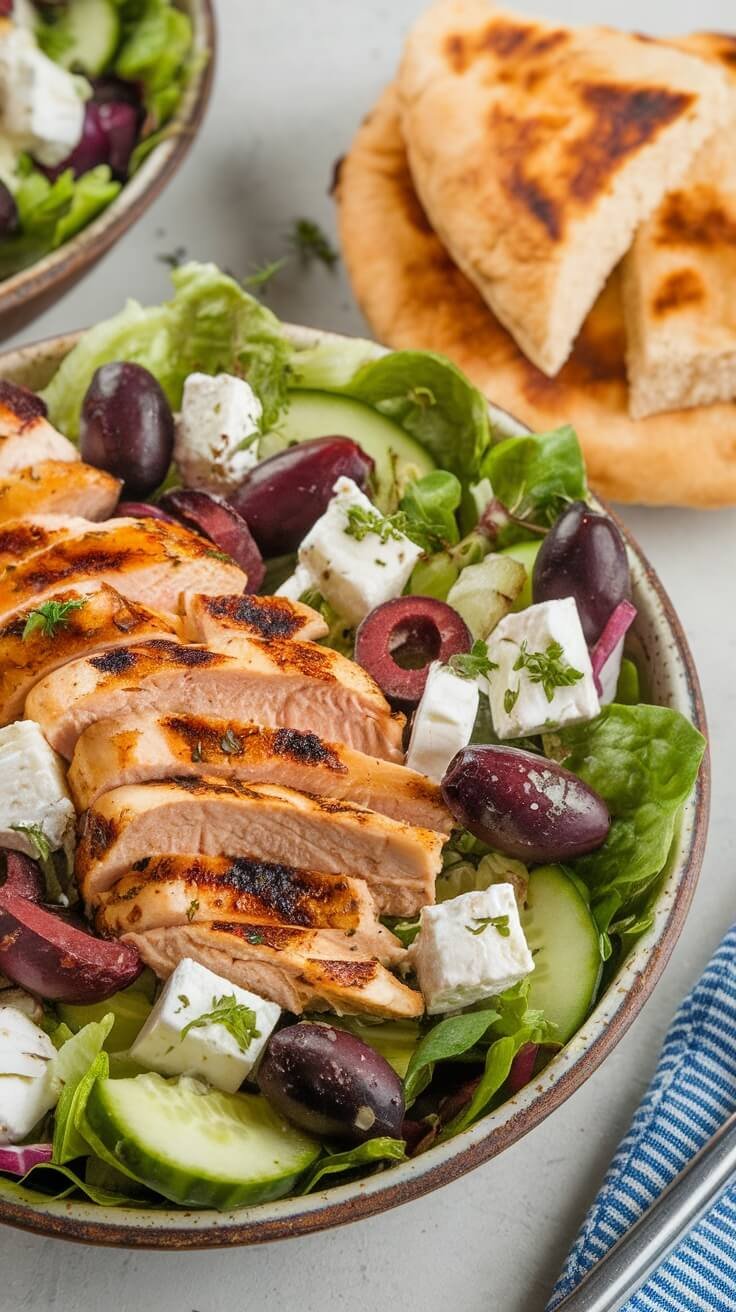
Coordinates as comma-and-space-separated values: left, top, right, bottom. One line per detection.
590, 600, 637, 697
0, 1143, 53, 1175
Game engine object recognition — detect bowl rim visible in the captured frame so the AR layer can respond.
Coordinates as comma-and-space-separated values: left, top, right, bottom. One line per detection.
0, 0, 216, 318
0, 325, 710, 1248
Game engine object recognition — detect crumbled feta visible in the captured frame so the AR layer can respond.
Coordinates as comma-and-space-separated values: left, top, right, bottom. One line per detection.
405, 661, 479, 783
0, 720, 75, 860
130, 958, 280, 1094
175, 372, 262, 493
0, 29, 87, 167
295, 477, 422, 625
275, 562, 314, 603
486, 598, 600, 739
412, 885, 534, 1014
0, 1006, 57, 1144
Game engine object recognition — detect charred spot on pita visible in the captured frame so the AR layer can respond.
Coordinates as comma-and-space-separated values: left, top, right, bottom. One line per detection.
651, 268, 706, 316
567, 85, 695, 203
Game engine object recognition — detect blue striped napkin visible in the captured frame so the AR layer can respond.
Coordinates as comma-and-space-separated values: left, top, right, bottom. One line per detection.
547, 924, 736, 1312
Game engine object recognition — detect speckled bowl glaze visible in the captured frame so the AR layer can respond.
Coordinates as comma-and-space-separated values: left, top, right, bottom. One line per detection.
0, 0, 215, 339
0, 326, 710, 1247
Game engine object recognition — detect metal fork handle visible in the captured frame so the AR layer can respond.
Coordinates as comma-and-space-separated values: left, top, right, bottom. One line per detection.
555, 1111, 736, 1312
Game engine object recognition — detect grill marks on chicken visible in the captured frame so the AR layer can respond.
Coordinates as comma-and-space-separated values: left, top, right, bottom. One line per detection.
68, 709, 451, 829
28, 634, 405, 761
0, 462, 121, 524
182, 591, 329, 646
75, 777, 443, 916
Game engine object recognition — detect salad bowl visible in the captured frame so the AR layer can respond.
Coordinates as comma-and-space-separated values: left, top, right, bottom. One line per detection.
0, 316, 709, 1247
0, 0, 215, 338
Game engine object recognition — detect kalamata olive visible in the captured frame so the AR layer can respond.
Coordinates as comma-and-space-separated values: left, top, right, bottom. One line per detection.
355, 596, 472, 709
257, 1022, 405, 1145
41, 103, 109, 181
229, 436, 374, 556
0, 181, 18, 238
533, 502, 630, 646
97, 101, 139, 177
90, 76, 142, 110
80, 362, 174, 497
2, 851, 44, 903
116, 500, 178, 523
159, 489, 265, 589
441, 745, 610, 863
0, 887, 142, 1003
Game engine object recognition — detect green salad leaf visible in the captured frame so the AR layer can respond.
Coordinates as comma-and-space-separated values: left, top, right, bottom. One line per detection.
0, 1159, 147, 1208
557, 704, 706, 931
480, 425, 586, 542
0, 166, 121, 280
115, 0, 193, 128
300, 1138, 406, 1194
51, 1016, 114, 1163
441, 1029, 534, 1137
43, 262, 291, 438
404, 1009, 500, 1105
400, 470, 462, 551
327, 1016, 421, 1077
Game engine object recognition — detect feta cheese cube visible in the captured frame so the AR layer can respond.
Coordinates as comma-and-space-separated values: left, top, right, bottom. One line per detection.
0, 30, 86, 167
486, 598, 600, 739
275, 562, 314, 603
405, 661, 479, 783
412, 884, 534, 1014
130, 958, 280, 1093
175, 372, 262, 493
0, 720, 75, 859
0, 1006, 57, 1143
296, 477, 422, 625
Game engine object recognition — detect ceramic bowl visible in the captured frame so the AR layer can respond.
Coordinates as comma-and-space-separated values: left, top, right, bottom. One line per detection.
0, 0, 215, 338
0, 326, 710, 1247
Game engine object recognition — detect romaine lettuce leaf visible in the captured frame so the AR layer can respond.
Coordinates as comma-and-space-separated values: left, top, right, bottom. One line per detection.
404, 1009, 500, 1105
43, 262, 291, 438
300, 1138, 406, 1194
51, 1016, 114, 1163
480, 425, 587, 543
0, 1159, 146, 1207
115, 0, 193, 128
0, 165, 120, 280
557, 704, 706, 930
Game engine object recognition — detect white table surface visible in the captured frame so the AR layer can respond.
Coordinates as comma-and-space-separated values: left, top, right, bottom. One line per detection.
2, 1, 735, 1308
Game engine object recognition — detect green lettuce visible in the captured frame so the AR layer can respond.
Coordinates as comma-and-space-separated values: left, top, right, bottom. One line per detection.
400, 470, 462, 551
300, 1138, 406, 1194
0, 165, 121, 280
557, 704, 706, 931
0, 1159, 146, 1207
480, 425, 587, 544
115, 0, 193, 128
51, 1016, 114, 1163
43, 262, 291, 439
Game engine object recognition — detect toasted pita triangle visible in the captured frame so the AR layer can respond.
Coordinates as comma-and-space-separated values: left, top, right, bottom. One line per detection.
336, 83, 736, 508
398, 0, 729, 375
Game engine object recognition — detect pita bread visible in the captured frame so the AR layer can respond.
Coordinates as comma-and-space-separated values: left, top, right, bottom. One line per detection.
397, 0, 730, 376
335, 84, 736, 508
623, 34, 736, 418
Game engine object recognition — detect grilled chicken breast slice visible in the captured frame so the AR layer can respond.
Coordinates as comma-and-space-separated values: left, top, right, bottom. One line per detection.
76, 777, 443, 914
182, 592, 328, 646
0, 462, 121, 524
0, 515, 93, 569
93, 854, 402, 964
0, 585, 178, 726
69, 710, 452, 830
0, 518, 247, 625
0, 383, 78, 475
124, 921, 424, 1018
29, 637, 404, 762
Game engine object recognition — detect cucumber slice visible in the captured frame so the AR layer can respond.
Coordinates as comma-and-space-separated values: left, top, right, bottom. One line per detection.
269, 390, 436, 511
47, 0, 120, 77
521, 865, 602, 1043
82, 1073, 320, 1209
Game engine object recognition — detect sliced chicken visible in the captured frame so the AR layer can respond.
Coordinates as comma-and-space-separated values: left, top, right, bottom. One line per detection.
0, 517, 247, 625
0, 462, 121, 524
182, 591, 328, 646
93, 853, 402, 963
69, 710, 452, 830
0, 514, 92, 569
0, 585, 178, 725
0, 382, 78, 475
124, 921, 424, 1018
29, 636, 404, 762
75, 777, 443, 914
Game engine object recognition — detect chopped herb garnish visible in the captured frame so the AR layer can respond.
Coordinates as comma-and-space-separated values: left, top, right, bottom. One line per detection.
247, 931, 265, 946
449, 639, 499, 680
22, 597, 87, 640
287, 218, 338, 270
185, 899, 199, 923
219, 728, 243, 755
242, 257, 287, 291
175, 994, 191, 1013
204, 548, 234, 563
466, 915, 511, 938
191, 741, 204, 763
513, 640, 584, 703
181, 994, 261, 1051
504, 686, 520, 714
344, 505, 407, 544
10, 822, 51, 863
